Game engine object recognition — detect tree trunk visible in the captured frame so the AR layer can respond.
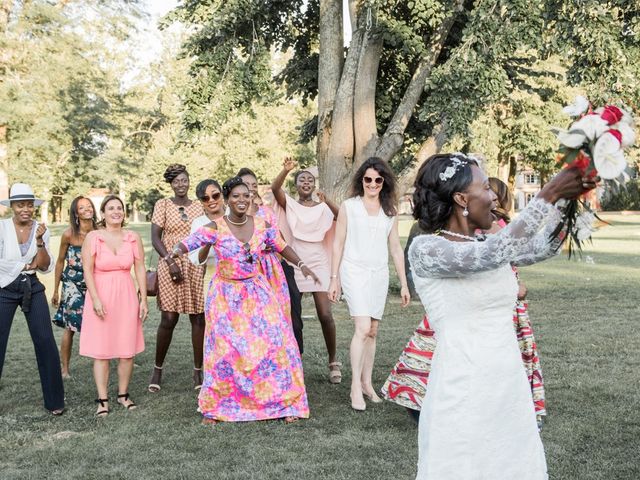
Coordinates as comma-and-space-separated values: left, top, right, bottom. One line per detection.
353, 32, 383, 165
0, 125, 7, 215
1, 1, 10, 213
321, 27, 364, 199
507, 155, 517, 189
397, 124, 448, 195
316, 2, 461, 201
317, 0, 344, 195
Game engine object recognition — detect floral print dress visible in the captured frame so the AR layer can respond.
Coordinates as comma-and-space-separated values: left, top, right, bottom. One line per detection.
254, 206, 291, 325
53, 245, 86, 332
181, 216, 309, 422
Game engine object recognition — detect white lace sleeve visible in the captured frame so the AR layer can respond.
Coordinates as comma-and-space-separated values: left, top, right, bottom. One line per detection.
409, 197, 564, 279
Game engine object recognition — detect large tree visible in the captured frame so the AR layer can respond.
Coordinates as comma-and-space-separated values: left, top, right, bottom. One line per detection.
168, 0, 639, 199
0, 0, 147, 219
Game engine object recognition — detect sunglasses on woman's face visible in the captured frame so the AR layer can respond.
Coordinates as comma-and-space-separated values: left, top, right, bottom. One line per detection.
363, 176, 384, 185
200, 192, 222, 202
177, 206, 189, 222
243, 242, 253, 264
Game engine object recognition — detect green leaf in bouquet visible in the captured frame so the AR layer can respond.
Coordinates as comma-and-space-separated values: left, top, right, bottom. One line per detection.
561, 149, 580, 165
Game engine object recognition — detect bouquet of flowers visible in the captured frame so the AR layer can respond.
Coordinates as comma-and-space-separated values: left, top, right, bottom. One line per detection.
551, 96, 636, 257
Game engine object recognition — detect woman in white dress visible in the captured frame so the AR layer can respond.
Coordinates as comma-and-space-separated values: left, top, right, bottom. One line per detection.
408, 153, 596, 479
329, 157, 410, 411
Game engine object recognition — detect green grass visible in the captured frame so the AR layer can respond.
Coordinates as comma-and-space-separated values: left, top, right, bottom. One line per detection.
1, 215, 639, 479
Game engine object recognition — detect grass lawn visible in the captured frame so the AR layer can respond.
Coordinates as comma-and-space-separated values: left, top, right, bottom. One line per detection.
1, 215, 639, 479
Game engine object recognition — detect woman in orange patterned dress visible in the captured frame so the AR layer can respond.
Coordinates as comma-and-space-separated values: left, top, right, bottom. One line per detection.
149, 164, 205, 392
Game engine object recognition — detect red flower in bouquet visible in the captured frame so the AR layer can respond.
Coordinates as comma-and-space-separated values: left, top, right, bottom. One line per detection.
600, 105, 624, 125
566, 151, 590, 174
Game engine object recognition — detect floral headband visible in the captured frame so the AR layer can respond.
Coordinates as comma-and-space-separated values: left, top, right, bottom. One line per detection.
439, 153, 479, 182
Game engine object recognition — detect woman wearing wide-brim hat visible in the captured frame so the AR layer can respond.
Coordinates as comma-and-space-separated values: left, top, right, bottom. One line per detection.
0, 183, 65, 415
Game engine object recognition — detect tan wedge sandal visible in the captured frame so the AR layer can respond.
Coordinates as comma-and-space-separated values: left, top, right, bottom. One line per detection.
328, 361, 342, 384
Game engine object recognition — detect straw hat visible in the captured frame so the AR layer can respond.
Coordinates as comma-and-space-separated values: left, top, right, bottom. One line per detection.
0, 183, 44, 207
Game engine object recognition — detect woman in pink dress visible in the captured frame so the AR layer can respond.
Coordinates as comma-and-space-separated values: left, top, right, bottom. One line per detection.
170, 177, 317, 424
271, 158, 342, 383
79, 195, 148, 416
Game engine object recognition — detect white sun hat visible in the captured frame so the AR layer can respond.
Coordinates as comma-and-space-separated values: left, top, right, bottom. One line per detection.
0, 183, 44, 207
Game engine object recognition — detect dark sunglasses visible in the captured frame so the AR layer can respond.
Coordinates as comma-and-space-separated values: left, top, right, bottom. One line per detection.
243, 242, 253, 264
177, 206, 189, 222
363, 176, 384, 185
200, 192, 222, 202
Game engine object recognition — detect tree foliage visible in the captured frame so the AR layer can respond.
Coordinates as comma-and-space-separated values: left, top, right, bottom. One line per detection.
167, 0, 639, 197
0, 0, 148, 218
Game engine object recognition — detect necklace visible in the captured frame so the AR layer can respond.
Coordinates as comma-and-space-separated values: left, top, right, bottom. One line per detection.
13, 219, 31, 234
225, 215, 248, 226
439, 229, 477, 242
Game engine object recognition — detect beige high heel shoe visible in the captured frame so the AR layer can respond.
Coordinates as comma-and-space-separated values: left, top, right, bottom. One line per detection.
350, 393, 366, 412
362, 386, 383, 404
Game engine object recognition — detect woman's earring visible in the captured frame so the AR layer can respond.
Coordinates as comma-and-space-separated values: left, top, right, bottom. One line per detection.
463, 206, 469, 217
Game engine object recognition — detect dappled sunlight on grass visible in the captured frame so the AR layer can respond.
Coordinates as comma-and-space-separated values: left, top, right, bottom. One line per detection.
1, 218, 638, 479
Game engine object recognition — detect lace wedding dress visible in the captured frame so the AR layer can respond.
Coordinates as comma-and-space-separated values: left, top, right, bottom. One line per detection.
408, 198, 564, 480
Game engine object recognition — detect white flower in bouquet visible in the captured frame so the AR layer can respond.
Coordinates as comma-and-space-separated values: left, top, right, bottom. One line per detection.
556, 114, 609, 148
593, 129, 627, 179
562, 96, 590, 117
614, 122, 636, 148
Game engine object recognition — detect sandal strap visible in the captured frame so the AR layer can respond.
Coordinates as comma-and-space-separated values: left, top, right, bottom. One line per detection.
117, 393, 130, 400
328, 362, 342, 367
95, 398, 109, 406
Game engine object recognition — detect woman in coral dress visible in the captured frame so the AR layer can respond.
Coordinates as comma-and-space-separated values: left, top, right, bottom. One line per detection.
79, 195, 147, 415
171, 177, 318, 423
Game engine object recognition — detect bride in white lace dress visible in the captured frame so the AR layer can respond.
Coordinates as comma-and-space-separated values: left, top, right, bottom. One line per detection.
408, 153, 596, 480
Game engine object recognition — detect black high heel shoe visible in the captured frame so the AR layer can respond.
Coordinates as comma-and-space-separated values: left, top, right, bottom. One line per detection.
95, 398, 109, 417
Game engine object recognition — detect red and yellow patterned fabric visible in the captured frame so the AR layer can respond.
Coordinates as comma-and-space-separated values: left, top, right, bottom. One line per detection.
382, 306, 546, 418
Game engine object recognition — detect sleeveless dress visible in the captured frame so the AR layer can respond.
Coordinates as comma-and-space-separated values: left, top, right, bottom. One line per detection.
408, 198, 564, 480
53, 245, 86, 332
339, 197, 394, 319
79, 231, 145, 359
181, 217, 309, 422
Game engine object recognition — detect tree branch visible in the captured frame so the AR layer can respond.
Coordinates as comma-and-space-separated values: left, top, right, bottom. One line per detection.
347, 0, 358, 33
375, 2, 462, 162
353, 31, 383, 165
317, 0, 344, 180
